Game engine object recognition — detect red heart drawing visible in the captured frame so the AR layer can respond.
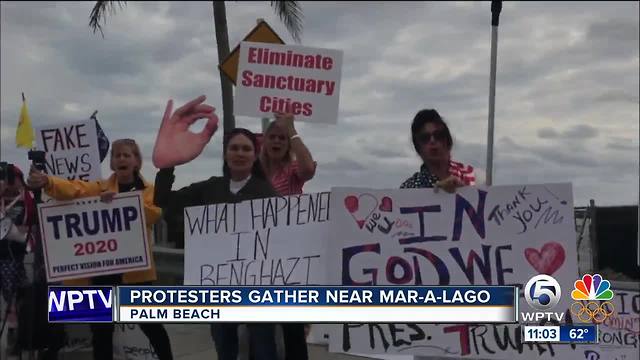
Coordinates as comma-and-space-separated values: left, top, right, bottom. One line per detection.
379, 196, 393, 212
344, 196, 359, 213
344, 193, 378, 229
524, 242, 566, 275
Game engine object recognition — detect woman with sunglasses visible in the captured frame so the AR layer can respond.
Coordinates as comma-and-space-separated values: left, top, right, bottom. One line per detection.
152, 95, 279, 360
401, 109, 476, 192
26, 139, 173, 360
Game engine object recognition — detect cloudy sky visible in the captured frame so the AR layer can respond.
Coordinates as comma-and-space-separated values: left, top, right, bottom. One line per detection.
1, 1, 638, 207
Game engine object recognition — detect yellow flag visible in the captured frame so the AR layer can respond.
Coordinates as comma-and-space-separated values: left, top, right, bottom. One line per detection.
16, 98, 35, 148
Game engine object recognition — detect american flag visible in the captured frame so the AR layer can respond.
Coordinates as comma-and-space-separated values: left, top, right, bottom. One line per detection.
91, 111, 110, 162
449, 160, 476, 186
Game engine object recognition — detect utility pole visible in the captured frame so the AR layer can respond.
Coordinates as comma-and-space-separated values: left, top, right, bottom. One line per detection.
486, 1, 502, 185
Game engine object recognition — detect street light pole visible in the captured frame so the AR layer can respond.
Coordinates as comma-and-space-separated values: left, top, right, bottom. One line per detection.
486, 1, 502, 186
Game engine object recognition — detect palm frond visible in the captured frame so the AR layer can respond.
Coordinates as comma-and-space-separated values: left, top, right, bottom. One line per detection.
89, 1, 127, 37
270, 1, 303, 43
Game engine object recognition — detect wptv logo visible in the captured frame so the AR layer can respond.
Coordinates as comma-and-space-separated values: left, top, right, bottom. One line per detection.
521, 273, 615, 324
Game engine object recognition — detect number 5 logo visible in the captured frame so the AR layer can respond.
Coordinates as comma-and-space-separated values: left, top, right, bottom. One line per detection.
524, 274, 562, 311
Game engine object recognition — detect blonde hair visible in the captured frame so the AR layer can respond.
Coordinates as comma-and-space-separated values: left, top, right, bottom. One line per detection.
110, 138, 143, 173
260, 121, 294, 177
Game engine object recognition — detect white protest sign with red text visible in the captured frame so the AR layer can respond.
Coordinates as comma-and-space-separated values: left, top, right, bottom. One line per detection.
235, 41, 343, 124
38, 192, 150, 282
35, 119, 102, 181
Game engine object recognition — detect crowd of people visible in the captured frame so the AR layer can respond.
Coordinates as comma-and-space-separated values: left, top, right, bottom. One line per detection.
0, 95, 476, 360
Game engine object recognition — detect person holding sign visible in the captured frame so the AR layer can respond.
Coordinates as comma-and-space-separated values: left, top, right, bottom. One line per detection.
0, 165, 32, 305
400, 109, 476, 192
400, 109, 475, 360
152, 95, 279, 360
260, 112, 315, 360
26, 139, 173, 360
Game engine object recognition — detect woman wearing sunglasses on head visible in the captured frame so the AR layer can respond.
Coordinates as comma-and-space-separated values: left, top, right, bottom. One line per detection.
400, 109, 476, 192
26, 139, 173, 360
259, 111, 316, 360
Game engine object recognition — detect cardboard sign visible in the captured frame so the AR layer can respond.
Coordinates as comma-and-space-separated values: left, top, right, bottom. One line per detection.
183, 192, 331, 286
327, 184, 581, 359
235, 42, 343, 124
38, 192, 150, 281
35, 119, 102, 182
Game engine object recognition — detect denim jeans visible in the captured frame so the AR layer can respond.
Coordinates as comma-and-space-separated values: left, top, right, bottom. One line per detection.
210, 323, 277, 360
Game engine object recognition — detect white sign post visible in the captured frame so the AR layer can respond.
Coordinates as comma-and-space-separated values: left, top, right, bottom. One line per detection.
183, 192, 331, 286
38, 192, 150, 282
235, 42, 343, 124
327, 184, 582, 359
35, 119, 102, 181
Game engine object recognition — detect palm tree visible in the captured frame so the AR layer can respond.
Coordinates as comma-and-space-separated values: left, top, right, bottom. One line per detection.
89, 1, 303, 135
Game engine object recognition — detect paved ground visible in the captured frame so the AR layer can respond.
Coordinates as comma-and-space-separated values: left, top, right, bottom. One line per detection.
5, 323, 393, 360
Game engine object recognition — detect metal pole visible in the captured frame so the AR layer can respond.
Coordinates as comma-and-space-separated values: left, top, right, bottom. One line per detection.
486, 1, 501, 186
257, 18, 271, 134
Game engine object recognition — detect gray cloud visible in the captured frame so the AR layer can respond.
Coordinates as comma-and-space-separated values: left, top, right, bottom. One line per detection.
1, 1, 638, 207
564, 124, 598, 139
538, 128, 559, 139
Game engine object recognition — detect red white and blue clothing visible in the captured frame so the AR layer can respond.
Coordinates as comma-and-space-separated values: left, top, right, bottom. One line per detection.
400, 160, 476, 189
269, 160, 316, 196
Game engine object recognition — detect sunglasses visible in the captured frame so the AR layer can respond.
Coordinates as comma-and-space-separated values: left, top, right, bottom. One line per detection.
417, 130, 447, 145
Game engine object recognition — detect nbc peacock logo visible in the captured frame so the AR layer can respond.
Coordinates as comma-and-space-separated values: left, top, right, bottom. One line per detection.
570, 274, 615, 323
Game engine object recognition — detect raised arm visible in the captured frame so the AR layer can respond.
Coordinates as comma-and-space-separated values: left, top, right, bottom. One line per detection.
275, 112, 316, 182
27, 165, 103, 200
153, 167, 207, 210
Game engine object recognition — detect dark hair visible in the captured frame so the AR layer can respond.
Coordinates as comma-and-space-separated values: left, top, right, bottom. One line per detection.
222, 128, 267, 180
410, 109, 453, 153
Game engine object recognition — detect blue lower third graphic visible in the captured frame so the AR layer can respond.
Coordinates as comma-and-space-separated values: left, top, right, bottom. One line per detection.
48, 286, 114, 322
559, 325, 598, 343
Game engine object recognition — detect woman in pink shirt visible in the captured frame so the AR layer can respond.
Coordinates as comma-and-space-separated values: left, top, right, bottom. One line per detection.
261, 112, 316, 196
259, 111, 316, 360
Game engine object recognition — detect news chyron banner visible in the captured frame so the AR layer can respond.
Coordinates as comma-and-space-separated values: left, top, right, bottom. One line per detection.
38, 191, 151, 282
48, 286, 518, 323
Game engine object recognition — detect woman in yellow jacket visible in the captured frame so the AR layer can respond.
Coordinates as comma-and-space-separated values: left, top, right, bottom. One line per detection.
27, 139, 173, 360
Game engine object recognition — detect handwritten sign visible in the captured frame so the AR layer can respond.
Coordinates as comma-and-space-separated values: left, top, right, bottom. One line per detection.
113, 324, 158, 360
35, 119, 102, 181
183, 192, 330, 286
327, 184, 581, 359
38, 192, 150, 281
234, 42, 343, 124
582, 289, 639, 360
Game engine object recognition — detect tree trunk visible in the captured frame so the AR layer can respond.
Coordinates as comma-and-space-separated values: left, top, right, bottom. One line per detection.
212, 1, 235, 139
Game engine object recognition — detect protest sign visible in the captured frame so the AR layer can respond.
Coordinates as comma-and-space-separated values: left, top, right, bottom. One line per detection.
183, 192, 331, 286
38, 191, 150, 281
219, 20, 285, 85
582, 288, 639, 360
35, 119, 102, 181
327, 184, 582, 359
113, 324, 158, 360
235, 42, 343, 124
